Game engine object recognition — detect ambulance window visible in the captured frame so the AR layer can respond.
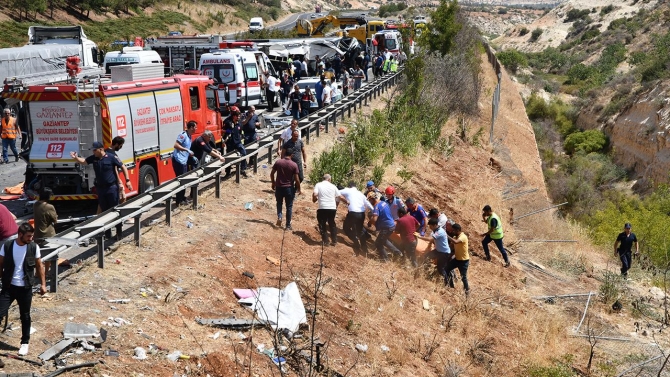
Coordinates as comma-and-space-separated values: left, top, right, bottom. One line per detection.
244, 64, 258, 81
189, 86, 200, 110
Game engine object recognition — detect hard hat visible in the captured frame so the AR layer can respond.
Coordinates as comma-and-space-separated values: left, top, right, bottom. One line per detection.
385, 186, 395, 196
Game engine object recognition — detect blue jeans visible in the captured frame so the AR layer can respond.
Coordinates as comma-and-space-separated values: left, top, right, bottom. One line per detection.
482, 235, 509, 263
292, 108, 301, 120
2, 138, 18, 162
375, 227, 401, 260
619, 251, 632, 276
172, 157, 188, 204
275, 186, 295, 227
446, 259, 470, 291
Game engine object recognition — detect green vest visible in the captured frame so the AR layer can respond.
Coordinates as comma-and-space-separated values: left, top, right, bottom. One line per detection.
383, 59, 391, 71
487, 213, 504, 240
390, 61, 398, 72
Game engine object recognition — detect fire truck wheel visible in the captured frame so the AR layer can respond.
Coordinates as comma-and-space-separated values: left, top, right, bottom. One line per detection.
139, 165, 158, 193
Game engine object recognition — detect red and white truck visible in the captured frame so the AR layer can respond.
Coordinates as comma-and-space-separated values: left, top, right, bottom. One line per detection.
2, 71, 224, 203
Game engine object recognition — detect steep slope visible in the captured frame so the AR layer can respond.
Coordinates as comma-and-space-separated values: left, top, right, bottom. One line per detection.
494, 0, 660, 53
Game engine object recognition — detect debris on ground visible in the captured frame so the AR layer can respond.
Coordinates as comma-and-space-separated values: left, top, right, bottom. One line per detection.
355, 344, 368, 353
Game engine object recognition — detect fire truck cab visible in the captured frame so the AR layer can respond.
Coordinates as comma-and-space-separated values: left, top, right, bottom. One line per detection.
3, 73, 223, 203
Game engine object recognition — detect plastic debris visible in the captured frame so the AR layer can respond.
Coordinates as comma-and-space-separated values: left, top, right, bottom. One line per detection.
244, 202, 253, 210
237, 332, 247, 340
355, 344, 368, 353
186, 221, 193, 228
133, 347, 147, 360
209, 331, 220, 340
422, 299, 430, 310
166, 350, 182, 361
381, 345, 390, 352
224, 243, 234, 248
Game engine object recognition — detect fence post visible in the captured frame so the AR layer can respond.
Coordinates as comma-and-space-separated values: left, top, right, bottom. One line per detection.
235, 164, 240, 184
49, 260, 58, 293
316, 121, 320, 138
191, 183, 199, 210
134, 214, 141, 247
97, 236, 104, 268
268, 144, 273, 164
253, 152, 258, 174
332, 112, 337, 130
165, 198, 172, 225
306, 125, 311, 144
215, 172, 221, 198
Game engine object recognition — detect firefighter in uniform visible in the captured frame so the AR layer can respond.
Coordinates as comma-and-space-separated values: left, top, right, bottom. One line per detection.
70, 141, 131, 238
1, 108, 20, 164
224, 108, 248, 178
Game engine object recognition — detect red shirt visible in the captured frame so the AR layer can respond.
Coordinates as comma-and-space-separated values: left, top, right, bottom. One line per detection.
272, 158, 299, 188
0, 204, 17, 240
395, 215, 419, 243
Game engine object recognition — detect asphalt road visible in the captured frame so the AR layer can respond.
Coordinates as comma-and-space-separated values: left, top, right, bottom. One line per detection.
0, 157, 29, 218
223, 12, 309, 38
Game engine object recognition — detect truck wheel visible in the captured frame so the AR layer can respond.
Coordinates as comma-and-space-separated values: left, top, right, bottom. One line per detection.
139, 165, 157, 193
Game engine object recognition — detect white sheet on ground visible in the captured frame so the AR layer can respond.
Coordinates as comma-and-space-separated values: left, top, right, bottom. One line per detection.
238, 282, 307, 333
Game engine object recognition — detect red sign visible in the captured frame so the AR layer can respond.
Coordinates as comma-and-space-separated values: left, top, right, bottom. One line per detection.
116, 115, 127, 137
46, 143, 65, 159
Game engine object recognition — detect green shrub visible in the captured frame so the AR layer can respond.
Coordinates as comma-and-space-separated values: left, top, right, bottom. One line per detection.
519, 27, 529, 36
526, 355, 576, 377
497, 49, 528, 73
530, 28, 543, 42
600, 5, 615, 16
565, 8, 591, 22
563, 130, 607, 154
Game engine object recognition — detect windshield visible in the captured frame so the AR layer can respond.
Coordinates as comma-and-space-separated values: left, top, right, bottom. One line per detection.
385, 38, 397, 50
201, 64, 235, 84
250, 22, 261, 26
206, 88, 218, 110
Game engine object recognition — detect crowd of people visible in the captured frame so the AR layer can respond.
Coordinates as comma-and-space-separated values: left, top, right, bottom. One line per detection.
277, 50, 402, 120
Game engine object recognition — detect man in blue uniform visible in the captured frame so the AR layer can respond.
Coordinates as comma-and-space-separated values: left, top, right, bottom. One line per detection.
172, 121, 197, 206
71, 141, 130, 237
367, 192, 402, 262
224, 109, 248, 178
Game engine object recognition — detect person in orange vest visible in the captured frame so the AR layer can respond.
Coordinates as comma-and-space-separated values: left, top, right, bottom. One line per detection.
1, 108, 20, 164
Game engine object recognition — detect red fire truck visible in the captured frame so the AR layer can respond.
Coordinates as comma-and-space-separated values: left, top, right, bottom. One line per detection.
3, 72, 224, 203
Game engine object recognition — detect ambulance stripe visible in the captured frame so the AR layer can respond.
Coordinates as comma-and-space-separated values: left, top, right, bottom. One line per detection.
101, 97, 112, 146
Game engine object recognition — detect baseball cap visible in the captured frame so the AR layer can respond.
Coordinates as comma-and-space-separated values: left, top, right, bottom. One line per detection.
624, 223, 632, 229
366, 180, 374, 188
90, 141, 104, 150
230, 106, 240, 114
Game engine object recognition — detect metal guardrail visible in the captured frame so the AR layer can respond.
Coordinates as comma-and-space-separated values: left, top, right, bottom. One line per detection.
42, 68, 404, 292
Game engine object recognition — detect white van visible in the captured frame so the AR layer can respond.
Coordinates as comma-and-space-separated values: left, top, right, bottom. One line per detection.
249, 17, 264, 33
199, 48, 279, 108
103, 47, 163, 74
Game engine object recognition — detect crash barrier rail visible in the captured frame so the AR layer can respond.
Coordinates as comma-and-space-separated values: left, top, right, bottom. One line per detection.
41, 68, 404, 292
482, 40, 502, 144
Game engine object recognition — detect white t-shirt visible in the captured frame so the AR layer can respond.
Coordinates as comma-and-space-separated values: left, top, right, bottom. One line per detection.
0, 241, 41, 287
267, 76, 278, 92
322, 85, 332, 104
280, 127, 301, 142
313, 181, 340, 210
339, 187, 373, 213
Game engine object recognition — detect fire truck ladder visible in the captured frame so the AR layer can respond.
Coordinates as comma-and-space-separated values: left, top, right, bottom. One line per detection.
3, 66, 106, 89
76, 78, 100, 152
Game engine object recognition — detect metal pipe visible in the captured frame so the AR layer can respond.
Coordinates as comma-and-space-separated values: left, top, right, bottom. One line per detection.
574, 291, 593, 333
514, 202, 568, 221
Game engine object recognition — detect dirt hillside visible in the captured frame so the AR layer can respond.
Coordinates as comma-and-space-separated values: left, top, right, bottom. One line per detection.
0, 56, 667, 376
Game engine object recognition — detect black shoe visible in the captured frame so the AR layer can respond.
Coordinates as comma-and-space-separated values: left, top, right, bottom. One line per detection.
285, 225, 292, 231
14, 156, 18, 162
330, 241, 337, 246
503, 261, 510, 268
241, 171, 248, 178
485, 255, 491, 262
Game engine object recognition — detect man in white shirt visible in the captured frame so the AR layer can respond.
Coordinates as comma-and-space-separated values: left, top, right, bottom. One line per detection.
265, 72, 278, 112
0, 222, 47, 356
312, 174, 341, 246
321, 81, 332, 106
339, 181, 373, 255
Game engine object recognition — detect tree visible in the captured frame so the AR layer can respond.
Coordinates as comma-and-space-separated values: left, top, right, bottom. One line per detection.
530, 28, 543, 42
423, 0, 461, 56
563, 130, 607, 155
497, 49, 528, 73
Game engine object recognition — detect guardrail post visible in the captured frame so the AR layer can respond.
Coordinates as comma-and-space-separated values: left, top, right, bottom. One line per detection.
191, 183, 199, 210
364, 92, 368, 106
348, 103, 352, 118
215, 172, 221, 198
253, 152, 258, 174
306, 125, 311, 145
359, 97, 363, 110
49, 260, 58, 293
165, 198, 172, 225
134, 215, 141, 247
340, 107, 345, 122
316, 121, 321, 138
235, 164, 240, 184
332, 112, 337, 130
267, 144, 273, 164
97, 236, 104, 268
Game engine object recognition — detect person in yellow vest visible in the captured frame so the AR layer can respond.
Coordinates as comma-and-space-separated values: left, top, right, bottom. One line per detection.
390, 56, 398, 72
383, 56, 392, 74
446, 223, 470, 294
1, 108, 20, 164
481, 205, 510, 267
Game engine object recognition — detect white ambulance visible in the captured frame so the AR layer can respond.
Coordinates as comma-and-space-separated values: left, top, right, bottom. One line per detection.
103, 47, 163, 74
198, 45, 279, 108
